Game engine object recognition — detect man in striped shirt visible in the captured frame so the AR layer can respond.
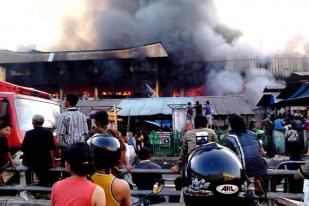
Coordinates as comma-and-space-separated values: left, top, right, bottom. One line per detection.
56, 94, 89, 156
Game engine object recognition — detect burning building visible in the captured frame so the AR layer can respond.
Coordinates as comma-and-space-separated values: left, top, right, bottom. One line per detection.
0, 42, 176, 98
0, 42, 307, 104
0, 0, 309, 106
0, 41, 217, 99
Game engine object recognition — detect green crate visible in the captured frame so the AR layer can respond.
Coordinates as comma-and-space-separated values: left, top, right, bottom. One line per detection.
215, 129, 228, 146
153, 146, 173, 157
151, 130, 182, 157
149, 131, 160, 144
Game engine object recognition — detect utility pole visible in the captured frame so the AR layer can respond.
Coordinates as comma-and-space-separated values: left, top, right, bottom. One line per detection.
127, 109, 131, 133
260, 39, 262, 57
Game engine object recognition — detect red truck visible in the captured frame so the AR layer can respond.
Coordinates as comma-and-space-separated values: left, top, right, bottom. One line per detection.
0, 81, 61, 150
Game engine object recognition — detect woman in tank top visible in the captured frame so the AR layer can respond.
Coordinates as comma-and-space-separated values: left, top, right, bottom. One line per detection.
51, 142, 106, 206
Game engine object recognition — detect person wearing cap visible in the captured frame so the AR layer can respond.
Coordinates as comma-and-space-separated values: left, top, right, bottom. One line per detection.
89, 110, 131, 172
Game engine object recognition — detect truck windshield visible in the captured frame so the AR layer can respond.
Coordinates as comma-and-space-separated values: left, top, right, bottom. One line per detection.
15, 98, 60, 132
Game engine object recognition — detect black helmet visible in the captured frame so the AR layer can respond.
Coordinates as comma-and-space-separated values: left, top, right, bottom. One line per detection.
89, 133, 121, 169
183, 142, 247, 206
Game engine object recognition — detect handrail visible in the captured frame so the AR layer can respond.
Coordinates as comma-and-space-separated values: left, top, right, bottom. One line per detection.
3, 166, 300, 175
275, 160, 306, 169
0, 166, 304, 201
267, 169, 297, 175
0, 186, 304, 200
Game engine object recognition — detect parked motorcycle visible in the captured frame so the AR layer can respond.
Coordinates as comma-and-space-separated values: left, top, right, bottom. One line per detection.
132, 179, 165, 206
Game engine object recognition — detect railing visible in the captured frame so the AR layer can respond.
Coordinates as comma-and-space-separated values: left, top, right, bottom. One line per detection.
0, 166, 305, 202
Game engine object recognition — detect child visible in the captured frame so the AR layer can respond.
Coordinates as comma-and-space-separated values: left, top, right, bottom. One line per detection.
0, 123, 13, 184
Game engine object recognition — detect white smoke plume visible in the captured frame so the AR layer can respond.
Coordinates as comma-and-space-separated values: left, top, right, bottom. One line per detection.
207, 68, 283, 108
207, 70, 243, 96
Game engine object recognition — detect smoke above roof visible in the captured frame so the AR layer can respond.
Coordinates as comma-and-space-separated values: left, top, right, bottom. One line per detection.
207, 68, 283, 108
48, 0, 283, 106
50, 0, 257, 60
0, 0, 283, 106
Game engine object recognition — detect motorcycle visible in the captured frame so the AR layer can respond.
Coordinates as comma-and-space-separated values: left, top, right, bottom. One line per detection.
132, 179, 165, 206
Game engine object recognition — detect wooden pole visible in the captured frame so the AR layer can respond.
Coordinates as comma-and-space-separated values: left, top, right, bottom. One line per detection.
127, 109, 131, 133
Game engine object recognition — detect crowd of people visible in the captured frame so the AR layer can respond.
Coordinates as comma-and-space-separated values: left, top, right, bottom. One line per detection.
0, 93, 163, 205
179, 106, 309, 197
1, 94, 309, 205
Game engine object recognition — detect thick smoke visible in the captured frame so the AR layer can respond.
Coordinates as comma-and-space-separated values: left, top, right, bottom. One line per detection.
207, 68, 283, 108
50, 0, 283, 106
52, 0, 257, 60
207, 70, 243, 96
243, 69, 282, 107
214, 24, 242, 44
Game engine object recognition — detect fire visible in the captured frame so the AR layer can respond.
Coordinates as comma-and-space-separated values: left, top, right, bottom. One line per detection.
172, 86, 206, 97
185, 86, 206, 96
172, 91, 181, 97
101, 90, 132, 97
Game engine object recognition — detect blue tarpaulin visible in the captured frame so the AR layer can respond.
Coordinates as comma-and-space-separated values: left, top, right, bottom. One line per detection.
276, 82, 309, 106
257, 94, 276, 107
285, 82, 309, 100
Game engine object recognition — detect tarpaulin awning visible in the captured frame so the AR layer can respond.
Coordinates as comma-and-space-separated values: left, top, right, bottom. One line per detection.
256, 94, 276, 107
276, 82, 309, 106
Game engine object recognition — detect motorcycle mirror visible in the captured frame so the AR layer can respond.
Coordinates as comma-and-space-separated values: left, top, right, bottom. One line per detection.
152, 179, 165, 194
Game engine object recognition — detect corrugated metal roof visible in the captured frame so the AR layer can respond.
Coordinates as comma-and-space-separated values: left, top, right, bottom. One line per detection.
70, 96, 253, 117
77, 99, 123, 108
75, 99, 123, 116
117, 97, 194, 116
194, 96, 253, 116
117, 95, 253, 116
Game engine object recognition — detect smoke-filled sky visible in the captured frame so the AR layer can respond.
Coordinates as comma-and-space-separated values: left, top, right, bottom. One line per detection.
1, 0, 309, 58
1, 0, 302, 106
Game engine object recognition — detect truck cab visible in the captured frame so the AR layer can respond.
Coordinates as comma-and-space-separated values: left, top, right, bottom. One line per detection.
0, 81, 61, 150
